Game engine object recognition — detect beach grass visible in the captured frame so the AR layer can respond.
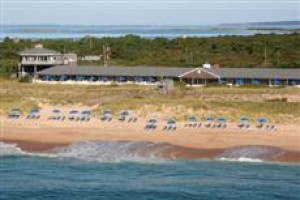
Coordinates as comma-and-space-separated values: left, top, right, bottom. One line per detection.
1, 79, 299, 123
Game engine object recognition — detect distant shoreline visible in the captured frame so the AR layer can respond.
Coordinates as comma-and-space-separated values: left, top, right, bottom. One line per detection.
1, 24, 298, 40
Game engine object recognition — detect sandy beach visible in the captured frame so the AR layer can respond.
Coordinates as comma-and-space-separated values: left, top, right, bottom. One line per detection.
1, 113, 300, 163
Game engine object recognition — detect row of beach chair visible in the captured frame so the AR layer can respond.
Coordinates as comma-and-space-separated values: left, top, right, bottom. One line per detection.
183, 116, 275, 130
100, 110, 138, 123
8, 108, 138, 123
7, 108, 276, 131
8, 108, 91, 122
48, 110, 91, 121
145, 118, 177, 131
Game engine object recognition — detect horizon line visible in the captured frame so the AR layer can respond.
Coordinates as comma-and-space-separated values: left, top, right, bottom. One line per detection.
1, 20, 299, 27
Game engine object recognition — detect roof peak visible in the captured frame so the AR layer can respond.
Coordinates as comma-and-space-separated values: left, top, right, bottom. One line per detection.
20, 45, 62, 56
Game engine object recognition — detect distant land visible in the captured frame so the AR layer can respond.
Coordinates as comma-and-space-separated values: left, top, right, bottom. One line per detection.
219, 21, 300, 27
1, 21, 299, 40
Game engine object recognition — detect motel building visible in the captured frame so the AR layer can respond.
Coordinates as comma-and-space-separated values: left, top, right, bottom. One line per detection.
19, 45, 300, 87
34, 65, 300, 87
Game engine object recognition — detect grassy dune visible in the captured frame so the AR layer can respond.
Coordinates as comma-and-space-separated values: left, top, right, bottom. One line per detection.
1, 79, 299, 123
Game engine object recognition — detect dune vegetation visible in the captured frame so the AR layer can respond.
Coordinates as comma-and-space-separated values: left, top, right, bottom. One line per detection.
1, 79, 299, 124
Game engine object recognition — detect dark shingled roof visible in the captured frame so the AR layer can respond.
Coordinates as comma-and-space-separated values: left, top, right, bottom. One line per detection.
38, 66, 193, 77
38, 66, 300, 80
20, 47, 61, 56
205, 68, 300, 80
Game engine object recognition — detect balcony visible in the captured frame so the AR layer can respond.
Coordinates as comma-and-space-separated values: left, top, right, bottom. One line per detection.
21, 60, 64, 65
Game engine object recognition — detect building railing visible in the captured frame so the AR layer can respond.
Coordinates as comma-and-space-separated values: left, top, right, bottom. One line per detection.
21, 60, 64, 65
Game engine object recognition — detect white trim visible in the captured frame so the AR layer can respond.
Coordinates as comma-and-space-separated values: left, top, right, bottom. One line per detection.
178, 67, 200, 78
178, 67, 220, 79
201, 68, 221, 79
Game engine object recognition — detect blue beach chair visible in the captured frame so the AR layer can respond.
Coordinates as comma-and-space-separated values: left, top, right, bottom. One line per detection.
49, 109, 64, 120
217, 117, 227, 128
27, 109, 40, 119
185, 116, 200, 128
205, 117, 214, 128
9, 108, 21, 119
101, 110, 112, 122
145, 118, 158, 131
257, 117, 268, 129
77, 110, 91, 121
239, 116, 250, 129
163, 119, 177, 131
68, 110, 79, 121
119, 110, 130, 122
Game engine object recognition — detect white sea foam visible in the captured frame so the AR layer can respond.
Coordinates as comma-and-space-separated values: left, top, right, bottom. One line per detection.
0, 142, 25, 156
1, 141, 286, 164
218, 157, 263, 163
218, 146, 284, 163
0, 141, 168, 163
49, 141, 169, 163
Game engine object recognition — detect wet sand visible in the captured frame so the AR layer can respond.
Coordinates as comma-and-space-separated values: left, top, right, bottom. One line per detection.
1, 116, 300, 163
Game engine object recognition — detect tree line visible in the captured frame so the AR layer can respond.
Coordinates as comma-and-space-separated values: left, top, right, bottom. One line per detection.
0, 33, 299, 76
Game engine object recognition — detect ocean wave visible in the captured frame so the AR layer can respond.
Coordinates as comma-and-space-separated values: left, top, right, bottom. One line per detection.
217, 146, 284, 163
218, 157, 263, 163
1, 141, 294, 163
48, 141, 170, 163
0, 141, 170, 163
0, 142, 25, 156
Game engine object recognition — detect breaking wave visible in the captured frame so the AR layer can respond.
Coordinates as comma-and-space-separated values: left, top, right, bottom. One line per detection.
48, 141, 172, 163
0, 142, 25, 156
218, 146, 284, 163
0, 141, 172, 163
1, 141, 295, 163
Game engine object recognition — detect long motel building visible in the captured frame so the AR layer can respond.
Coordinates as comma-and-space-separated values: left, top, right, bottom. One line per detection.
35, 65, 300, 86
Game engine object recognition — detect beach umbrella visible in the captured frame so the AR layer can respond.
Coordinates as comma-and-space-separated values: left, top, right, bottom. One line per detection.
257, 117, 268, 124
11, 108, 21, 112
218, 117, 227, 122
69, 110, 78, 114
103, 110, 112, 115
10, 108, 21, 115
120, 110, 130, 116
30, 109, 40, 114
82, 110, 91, 115
188, 116, 199, 122
52, 109, 61, 113
206, 117, 214, 122
167, 119, 176, 125
240, 116, 249, 121
148, 118, 157, 124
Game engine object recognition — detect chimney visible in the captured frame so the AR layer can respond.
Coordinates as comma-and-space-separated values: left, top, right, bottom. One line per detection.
35, 44, 43, 48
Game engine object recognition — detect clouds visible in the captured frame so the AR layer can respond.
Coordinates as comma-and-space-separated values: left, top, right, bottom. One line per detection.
1, 0, 299, 25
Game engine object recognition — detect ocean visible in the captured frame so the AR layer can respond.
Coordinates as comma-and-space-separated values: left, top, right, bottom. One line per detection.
1, 141, 299, 200
0, 25, 296, 39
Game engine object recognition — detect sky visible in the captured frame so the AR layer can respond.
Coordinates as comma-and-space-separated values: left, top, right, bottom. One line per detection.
1, 0, 299, 25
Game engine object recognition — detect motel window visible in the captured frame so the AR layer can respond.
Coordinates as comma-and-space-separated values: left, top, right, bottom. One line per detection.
235, 79, 245, 85
251, 79, 261, 84
218, 78, 227, 84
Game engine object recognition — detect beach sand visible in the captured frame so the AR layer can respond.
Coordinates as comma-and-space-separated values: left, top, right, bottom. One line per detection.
1, 113, 300, 163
